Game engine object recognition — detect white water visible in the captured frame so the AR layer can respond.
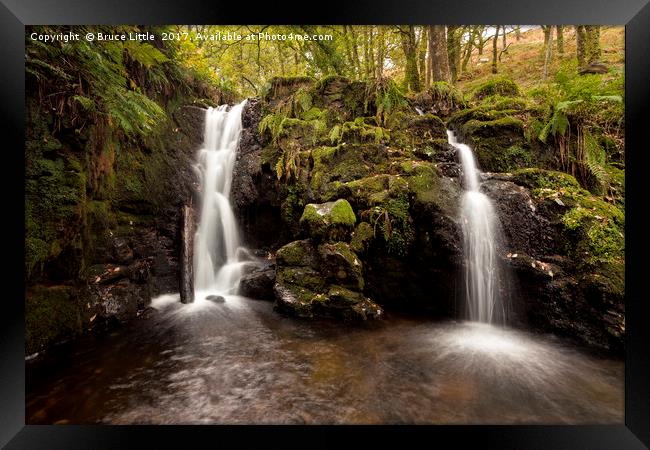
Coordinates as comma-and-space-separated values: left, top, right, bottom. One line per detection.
192, 101, 251, 301
447, 130, 507, 324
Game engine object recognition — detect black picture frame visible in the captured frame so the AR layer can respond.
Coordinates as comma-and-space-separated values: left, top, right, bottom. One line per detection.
2, 0, 649, 448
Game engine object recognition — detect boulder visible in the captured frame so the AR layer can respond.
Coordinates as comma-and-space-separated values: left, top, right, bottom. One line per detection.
299, 199, 357, 242
239, 261, 276, 300
273, 238, 382, 321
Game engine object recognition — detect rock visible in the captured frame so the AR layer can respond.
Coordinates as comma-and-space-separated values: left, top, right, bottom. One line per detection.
273, 238, 382, 321
111, 237, 134, 264
299, 199, 357, 242
350, 222, 374, 254
317, 242, 364, 290
276, 240, 319, 268
205, 295, 225, 303
239, 261, 276, 300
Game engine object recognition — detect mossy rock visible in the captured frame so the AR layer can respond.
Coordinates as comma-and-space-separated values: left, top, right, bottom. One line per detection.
410, 82, 466, 117
25, 285, 84, 355
472, 77, 521, 100
309, 143, 389, 200
345, 174, 407, 210
276, 266, 326, 292
317, 241, 364, 290
276, 239, 319, 268
458, 116, 529, 172
350, 222, 374, 254
311, 76, 370, 120
262, 76, 316, 105
300, 199, 357, 241
511, 168, 582, 191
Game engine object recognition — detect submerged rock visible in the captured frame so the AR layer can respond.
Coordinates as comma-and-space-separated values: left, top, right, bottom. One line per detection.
205, 295, 226, 303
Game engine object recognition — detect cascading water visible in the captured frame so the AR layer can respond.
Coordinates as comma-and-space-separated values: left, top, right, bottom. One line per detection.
447, 130, 507, 324
192, 101, 251, 301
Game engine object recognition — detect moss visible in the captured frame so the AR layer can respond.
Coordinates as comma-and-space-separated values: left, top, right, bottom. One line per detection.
25, 285, 82, 355
511, 168, 582, 191
562, 204, 624, 267
299, 199, 356, 241
318, 241, 365, 290
25, 153, 87, 280
276, 240, 317, 267
350, 222, 374, 254
472, 77, 521, 100
330, 198, 357, 225
276, 267, 326, 292
464, 116, 524, 135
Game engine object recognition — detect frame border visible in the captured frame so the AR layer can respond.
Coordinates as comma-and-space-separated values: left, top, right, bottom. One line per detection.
2, 0, 649, 448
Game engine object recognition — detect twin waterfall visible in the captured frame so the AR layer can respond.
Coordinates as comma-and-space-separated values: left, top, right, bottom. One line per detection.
447, 130, 507, 325
185, 103, 507, 323
192, 101, 250, 301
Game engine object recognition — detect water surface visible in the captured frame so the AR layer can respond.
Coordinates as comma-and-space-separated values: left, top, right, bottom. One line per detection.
26, 295, 623, 424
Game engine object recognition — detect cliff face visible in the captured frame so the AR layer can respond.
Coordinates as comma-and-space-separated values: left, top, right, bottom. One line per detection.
24, 30, 229, 355
232, 76, 624, 354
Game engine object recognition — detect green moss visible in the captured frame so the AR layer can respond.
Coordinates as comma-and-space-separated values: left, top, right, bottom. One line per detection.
300, 199, 356, 241
276, 267, 326, 292
276, 240, 317, 267
350, 222, 374, 254
511, 168, 582, 191
25, 285, 82, 355
472, 77, 521, 100
25, 153, 86, 280
330, 198, 357, 225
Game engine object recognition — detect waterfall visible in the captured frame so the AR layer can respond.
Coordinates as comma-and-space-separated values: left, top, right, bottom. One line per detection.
192, 101, 250, 300
447, 130, 507, 325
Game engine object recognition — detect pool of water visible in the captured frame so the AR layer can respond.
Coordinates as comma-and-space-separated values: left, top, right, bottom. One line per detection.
26, 295, 624, 424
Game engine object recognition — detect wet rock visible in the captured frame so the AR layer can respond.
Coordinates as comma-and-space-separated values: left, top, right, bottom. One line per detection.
206, 295, 225, 303
111, 237, 134, 264
239, 261, 276, 300
317, 242, 364, 290
273, 238, 382, 321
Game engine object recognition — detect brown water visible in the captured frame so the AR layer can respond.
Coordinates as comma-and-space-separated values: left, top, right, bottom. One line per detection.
26, 294, 624, 424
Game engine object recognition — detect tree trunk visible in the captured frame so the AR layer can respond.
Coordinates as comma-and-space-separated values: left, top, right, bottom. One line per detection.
418, 26, 428, 86
462, 28, 477, 72
447, 25, 462, 83
376, 26, 385, 78
585, 25, 602, 63
400, 25, 421, 91
543, 28, 554, 79
515, 26, 521, 41
502, 25, 507, 50
428, 25, 451, 83
575, 25, 586, 67
491, 25, 499, 74
180, 202, 195, 304
556, 25, 565, 54
349, 26, 361, 77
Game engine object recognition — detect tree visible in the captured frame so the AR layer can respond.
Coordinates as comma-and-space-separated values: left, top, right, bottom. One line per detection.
575, 25, 586, 67
556, 26, 565, 54
491, 25, 499, 74
542, 26, 554, 79
584, 25, 602, 64
398, 25, 421, 92
446, 25, 462, 82
428, 25, 451, 83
